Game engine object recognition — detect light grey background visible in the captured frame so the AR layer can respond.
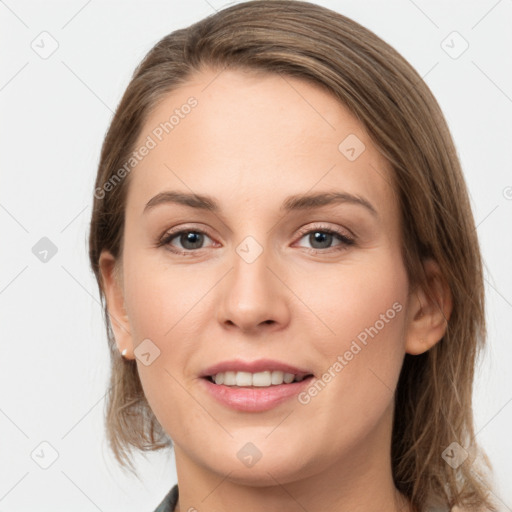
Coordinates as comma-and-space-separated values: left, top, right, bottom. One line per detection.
1, 1, 511, 510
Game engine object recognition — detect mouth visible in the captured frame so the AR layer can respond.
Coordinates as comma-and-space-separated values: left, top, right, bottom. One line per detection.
199, 360, 315, 412
203, 370, 314, 387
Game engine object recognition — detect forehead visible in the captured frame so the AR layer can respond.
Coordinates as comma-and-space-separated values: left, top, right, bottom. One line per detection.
126, 68, 396, 219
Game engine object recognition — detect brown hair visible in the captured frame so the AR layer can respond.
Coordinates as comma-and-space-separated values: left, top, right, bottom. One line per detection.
88, 1, 497, 510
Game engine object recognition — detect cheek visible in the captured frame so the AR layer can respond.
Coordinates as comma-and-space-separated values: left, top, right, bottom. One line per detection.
121, 263, 203, 440
286, 254, 409, 460
319, 250, 408, 352
123, 250, 212, 341
300, 250, 409, 406
121, 251, 215, 418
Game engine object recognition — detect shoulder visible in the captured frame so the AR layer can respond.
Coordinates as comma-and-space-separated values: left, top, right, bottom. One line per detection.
152, 484, 179, 512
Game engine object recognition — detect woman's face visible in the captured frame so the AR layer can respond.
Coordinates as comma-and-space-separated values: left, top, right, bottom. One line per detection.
105, 68, 414, 485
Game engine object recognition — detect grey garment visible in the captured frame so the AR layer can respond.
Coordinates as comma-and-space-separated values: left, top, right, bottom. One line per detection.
153, 484, 178, 512
424, 497, 452, 512
152, 485, 452, 512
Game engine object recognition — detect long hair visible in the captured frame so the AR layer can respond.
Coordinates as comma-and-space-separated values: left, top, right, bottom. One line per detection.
88, 1, 497, 510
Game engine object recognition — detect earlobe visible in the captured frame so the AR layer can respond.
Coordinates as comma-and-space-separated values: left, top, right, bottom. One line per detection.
98, 250, 134, 359
404, 259, 453, 356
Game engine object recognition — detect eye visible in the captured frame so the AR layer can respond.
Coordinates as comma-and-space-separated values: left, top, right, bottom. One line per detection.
158, 228, 215, 254
157, 224, 355, 256
294, 224, 355, 253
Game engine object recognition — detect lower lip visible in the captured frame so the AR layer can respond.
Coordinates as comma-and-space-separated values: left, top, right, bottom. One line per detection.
200, 376, 314, 412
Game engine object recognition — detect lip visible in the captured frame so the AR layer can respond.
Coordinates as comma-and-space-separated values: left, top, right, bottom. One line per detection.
200, 375, 315, 412
199, 358, 315, 412
200, 358, 313, 379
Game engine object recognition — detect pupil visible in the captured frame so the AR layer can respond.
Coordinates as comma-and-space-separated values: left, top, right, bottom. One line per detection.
310, 231, 332, 249
181, 232, 203, 249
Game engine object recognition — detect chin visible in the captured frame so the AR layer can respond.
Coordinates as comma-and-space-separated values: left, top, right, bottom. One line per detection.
215, 465, 305, 488
202, 449, 319, 488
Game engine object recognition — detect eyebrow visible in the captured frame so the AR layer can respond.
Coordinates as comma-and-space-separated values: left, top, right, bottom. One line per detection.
143, 190, 378, 217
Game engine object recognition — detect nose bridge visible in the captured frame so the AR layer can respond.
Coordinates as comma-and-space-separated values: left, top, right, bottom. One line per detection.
234, 234, 272, 289
216, 232, 290, 331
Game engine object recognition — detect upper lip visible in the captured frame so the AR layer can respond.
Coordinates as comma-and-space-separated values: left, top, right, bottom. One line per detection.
200, 359, 314, 378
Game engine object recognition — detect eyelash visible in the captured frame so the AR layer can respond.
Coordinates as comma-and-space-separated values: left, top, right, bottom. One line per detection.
157, 223, 355, 256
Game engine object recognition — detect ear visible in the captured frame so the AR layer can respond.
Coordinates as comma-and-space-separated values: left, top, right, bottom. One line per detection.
404, 259, 453, 355
98, 250, 134, 359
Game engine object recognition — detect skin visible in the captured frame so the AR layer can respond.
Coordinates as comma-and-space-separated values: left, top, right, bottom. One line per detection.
99, 68, 452, 512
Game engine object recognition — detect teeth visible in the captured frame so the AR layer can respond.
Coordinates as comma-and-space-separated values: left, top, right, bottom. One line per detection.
223, 371, 236, 386
283, 373, 295, 384
210, 370, 306, 387
271, 370, 284, 385
236, 371, 253, 386
252, 371, 271, 387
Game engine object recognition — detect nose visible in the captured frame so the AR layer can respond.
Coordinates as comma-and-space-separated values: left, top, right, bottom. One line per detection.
216, 243, 291, 334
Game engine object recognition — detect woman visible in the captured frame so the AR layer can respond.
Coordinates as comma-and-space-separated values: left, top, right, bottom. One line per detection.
88, 1, 498, 511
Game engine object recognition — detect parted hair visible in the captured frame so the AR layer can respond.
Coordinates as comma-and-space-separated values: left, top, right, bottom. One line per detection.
88, 1, 497, 510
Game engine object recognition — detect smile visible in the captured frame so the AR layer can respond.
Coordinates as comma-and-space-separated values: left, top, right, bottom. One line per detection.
207, 370, 312, 387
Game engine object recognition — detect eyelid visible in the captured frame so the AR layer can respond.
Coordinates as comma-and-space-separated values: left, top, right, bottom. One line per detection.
294, 222, 355, 242
157, 224, 216, 248
158, 221, 356, 254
